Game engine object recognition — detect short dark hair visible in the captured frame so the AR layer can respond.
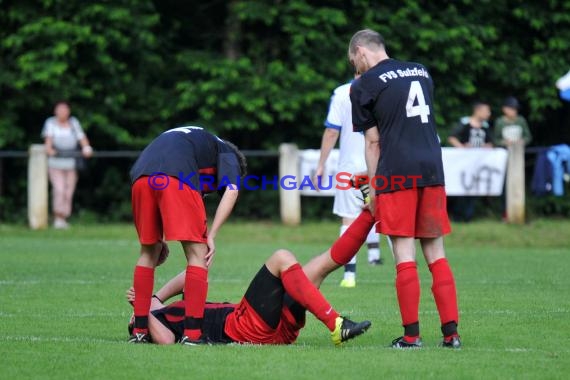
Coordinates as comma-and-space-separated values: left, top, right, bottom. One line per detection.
502, 96, 520, 110
348, 29, 386, 57
224, 140, 247, 177
472, 100, 490, 111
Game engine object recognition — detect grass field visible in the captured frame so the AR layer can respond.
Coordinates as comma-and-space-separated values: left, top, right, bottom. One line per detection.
1, 219, 569, 379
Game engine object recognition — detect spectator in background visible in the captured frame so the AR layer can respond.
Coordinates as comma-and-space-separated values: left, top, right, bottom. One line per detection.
447, 101, 493, 222
494, 97, 532, 220
42, 101, 93, 229
448, 101, 493, 149
493, 96, 532, 147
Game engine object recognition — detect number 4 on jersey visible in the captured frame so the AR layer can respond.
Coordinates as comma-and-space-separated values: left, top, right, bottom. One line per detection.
406, 81, 430, 124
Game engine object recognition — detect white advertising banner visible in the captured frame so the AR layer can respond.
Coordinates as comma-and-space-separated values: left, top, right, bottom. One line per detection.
441, 147, 508, 196
298, 149, 339, 196
298, 147, 508, 197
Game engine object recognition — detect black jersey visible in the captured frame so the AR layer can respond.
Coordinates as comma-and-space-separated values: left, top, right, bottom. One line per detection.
129, 126, 241, 191
350, 59, 445, 194
151, 300, 236, 343
450, 122, 493, 147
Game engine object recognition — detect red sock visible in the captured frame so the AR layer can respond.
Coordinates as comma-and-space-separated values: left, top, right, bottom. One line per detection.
330, 210, 375, 265
429, 258, 459, 326
395, 261, 420, 330
281, 263, 339, 331
183, 265, 208, 340
133, 265, 154, 335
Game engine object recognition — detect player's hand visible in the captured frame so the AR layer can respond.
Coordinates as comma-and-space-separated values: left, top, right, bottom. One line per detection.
46, 147, 57, 156
312, 165, 325, 192
366, 194, 376, 217
205, 234, 216, 267
126, 286, 135, 305
156, 240, 169, 266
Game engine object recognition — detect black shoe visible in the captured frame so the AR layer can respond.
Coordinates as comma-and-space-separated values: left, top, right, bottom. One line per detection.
127, 314, 135, 336
391, 336, 422, 349
441, 335, 461, 349
331, 316, 372, 345
128, 332, 150, 344
369, 258, 384, 266
179, 335, 212, 346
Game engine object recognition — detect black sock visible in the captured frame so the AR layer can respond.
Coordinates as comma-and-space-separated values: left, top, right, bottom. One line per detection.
404, 322, 420, 337
442, 321, 458, 337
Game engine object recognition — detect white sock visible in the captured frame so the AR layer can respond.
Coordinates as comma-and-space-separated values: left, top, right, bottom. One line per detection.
341, 225, 357, 279
366, 228, 380, 262
343, 271, 356, 280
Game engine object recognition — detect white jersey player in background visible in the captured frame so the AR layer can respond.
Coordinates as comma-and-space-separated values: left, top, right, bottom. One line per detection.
314, 77, 392, 288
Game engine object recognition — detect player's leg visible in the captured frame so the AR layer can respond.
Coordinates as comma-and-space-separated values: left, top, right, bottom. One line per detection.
375, 189, 423, 348
303, 210, 376, 287
366, 227, 382, 265
416, 185, 459, 348
180, 241, 208, 343
223, 255, 288, 344
130, 177, 163, 343
333, 184, 363, 288
339, 218, 357, 287
420, 237, 460, 347
417, 186, 461, 348
267, 249, 371, 345
158, 177, 209, 344
390, 236, 422, 347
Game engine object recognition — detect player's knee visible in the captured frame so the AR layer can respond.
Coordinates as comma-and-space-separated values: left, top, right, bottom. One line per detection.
271, 249, 298, 267
181, 241, 208, 258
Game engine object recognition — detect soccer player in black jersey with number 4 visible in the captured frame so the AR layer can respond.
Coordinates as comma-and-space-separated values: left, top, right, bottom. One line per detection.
348, 29, 461, 349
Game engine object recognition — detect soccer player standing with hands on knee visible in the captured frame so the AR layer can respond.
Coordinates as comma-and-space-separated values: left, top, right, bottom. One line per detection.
348, 29, 460, 348
128, 126, 246, 344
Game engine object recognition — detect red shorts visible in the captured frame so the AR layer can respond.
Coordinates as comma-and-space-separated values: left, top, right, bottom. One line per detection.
375, 185, 451, 238
224, 299, 302, 345
131, 176, 207, 244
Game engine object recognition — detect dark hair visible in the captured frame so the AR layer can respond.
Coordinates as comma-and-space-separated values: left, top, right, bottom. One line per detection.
224, 140, 247, 177
502, 96, 520, 110
472, 100, 490, 111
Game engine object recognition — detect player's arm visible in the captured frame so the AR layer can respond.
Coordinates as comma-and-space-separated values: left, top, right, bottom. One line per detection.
126, 271, 185, 308
314, 128, 339, 190
207, 188, 239, 264
148, 313, 176, 344
154, 271, 185, 302
448, 124, 465, 148
364, 127, 380, 216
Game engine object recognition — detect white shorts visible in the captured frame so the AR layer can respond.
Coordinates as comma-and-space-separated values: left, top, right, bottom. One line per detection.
333, 185, 363, 219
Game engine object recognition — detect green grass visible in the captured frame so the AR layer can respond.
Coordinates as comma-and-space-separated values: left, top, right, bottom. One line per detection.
1, 219, 569, 379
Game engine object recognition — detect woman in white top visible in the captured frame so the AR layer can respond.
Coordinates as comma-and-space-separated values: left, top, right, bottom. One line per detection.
42, 101, 93, 228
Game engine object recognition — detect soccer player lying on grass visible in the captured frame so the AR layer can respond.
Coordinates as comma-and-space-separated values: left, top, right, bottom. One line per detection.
127, 211, 377, 346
